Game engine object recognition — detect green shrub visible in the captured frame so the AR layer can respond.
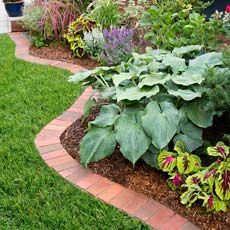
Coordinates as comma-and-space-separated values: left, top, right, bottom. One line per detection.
88, 0, 121, 28
202, 49, 230, 112
69, 45, 227, 167
140, 6, 221, 50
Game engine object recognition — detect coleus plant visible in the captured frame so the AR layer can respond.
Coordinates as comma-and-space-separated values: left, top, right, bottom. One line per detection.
64, 15, 97, 57
180, 142, 230, 212
158, 140, 202, 189
69, 45, 225, 167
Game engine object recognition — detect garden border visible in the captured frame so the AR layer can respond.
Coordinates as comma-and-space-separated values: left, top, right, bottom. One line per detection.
9, 32, 199, 230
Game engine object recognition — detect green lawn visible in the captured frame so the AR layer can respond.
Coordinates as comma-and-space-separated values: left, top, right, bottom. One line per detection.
0, 35, 149, 230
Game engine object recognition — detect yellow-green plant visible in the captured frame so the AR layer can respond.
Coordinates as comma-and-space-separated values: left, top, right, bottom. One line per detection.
64, 15, 97, 57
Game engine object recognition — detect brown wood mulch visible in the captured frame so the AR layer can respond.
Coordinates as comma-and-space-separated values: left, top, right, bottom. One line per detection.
60, 104, 230, 230
29, 43, 98, 70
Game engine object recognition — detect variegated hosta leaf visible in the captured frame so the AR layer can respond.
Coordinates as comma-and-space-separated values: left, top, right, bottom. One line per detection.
215, 161, 230, 201
162, 55, 187, 73
115, 113, 151, 165
90, 104, 120, 127
116, 86, 159, 102
80, 127, 116, 167
184, 100, 214, 128
207, 142, 229, 159
138, 73, 170, 88
158, 150, 177, 172
142, 101, 179, 149
177, 153, 196, 174
172, 45, 202, 57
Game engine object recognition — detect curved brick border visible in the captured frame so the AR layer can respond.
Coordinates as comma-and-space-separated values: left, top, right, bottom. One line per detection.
9, 32, 199, 230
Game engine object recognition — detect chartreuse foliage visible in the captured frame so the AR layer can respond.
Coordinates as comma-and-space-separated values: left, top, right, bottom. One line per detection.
64, 15, 97, 57
69, 45, 227, 168
180, 142, 230, 212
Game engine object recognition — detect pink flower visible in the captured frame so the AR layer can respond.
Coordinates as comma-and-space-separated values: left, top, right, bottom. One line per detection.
226, 5, 230, 13
172, 173, 182, 187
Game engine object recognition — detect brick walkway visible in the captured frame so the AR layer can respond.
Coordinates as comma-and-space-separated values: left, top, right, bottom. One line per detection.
9, 32, 199, 230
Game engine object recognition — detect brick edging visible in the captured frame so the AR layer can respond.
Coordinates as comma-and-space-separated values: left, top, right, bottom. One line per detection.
9, 32, 199, 230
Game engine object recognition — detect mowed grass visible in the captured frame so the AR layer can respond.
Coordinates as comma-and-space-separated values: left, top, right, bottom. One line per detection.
0, 35, 149, 230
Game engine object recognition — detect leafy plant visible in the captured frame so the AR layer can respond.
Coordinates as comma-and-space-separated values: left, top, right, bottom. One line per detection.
140, 6, 221, 50
64, 15, 97, 57
156, 0, 213, 13
84, 28, 104, 60
158, 141, 201, 189
88, 0, 121, 28
69, 45, 226, 167
180, 142, 230, 212
31, 36, 46, 48
102, 28, 134, 65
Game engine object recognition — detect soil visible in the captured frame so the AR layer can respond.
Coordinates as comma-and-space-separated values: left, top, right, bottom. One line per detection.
29, 43, 98, 70
60, 103, 230, 230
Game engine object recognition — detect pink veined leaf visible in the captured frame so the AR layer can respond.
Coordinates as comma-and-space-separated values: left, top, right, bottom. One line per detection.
172, 172, 182, 187
191, 176, 201, 184
207, 195, 214, 209
204, 169, 217, 180
222, 170, 230, 196
216, 146, 226, 158
162, 155, 175, 167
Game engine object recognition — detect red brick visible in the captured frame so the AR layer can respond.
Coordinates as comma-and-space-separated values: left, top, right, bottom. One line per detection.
77, 174, 103, 189
87, 178, 113, 196
42, 149, 68, 160
109, 189, 137, 209
97, 183, 125, 202
160, 214, 188, 230
35, 136, 60, 147
147, 207, 175, 229
122, 193, 148, 214
134, 199, 164, 221
68, 107, 83, 113
52, 159, 78, 171
37, 143, 63, 154
72, 99, 87, 108
46, 155, 73, 166
44, 124, 67, 131
57, 111, 81, 122
59, 165, 82, 178
66, 167, 93, 185
50, 119, 72, 127
38, 129, 62, 138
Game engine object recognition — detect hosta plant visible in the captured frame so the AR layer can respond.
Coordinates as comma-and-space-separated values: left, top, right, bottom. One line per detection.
158, 141, 202, 189
180, 142, 230, 212
64, 15, 97, 57
69, 45, 226, 167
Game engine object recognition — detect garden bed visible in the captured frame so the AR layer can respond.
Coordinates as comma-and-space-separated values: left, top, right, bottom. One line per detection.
29, 44, 98, 70
60, 103, 230, 230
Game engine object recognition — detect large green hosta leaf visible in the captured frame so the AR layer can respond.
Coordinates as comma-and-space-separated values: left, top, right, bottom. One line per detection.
184, 100, 214, 128
189, 52, 223, 70
138, 73, 170, 88
142, 101, 179, 149
162, 55, 187, 73
90, 104, 120, 127
116, 86, 159, 102
80, 127, 116, 167
112, 72, 133, 86
171, 72, 204, 86
115, 113, 151, 165
172, 45, 202, 57
69, 69, 95, 83
168, 88, 201, 101
142, 145, 160, 168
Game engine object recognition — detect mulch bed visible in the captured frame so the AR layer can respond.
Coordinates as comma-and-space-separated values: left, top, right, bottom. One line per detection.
60, 103, 230, 230
29, 43, 98, 70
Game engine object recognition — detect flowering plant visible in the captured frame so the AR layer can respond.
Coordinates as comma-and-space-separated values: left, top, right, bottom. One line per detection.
226, 4, 230, 13
102, 28, 134, 65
